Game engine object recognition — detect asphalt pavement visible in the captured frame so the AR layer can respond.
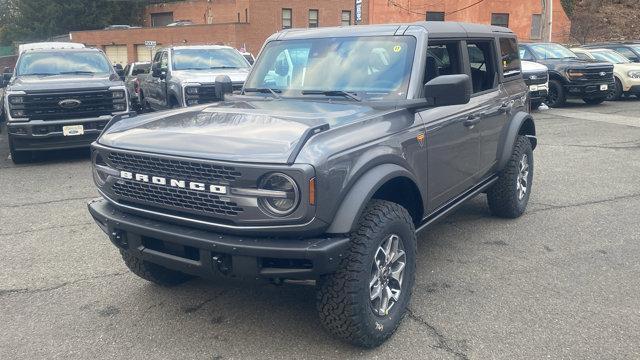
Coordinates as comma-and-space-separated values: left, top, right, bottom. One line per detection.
0, 99, 639, 359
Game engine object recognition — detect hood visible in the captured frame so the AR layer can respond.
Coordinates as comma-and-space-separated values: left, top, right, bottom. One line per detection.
614, 62, 640, 73
521, 60, 548, 72
98, 98, 382, 164
171, 68, 250, 84
536, 58, 614, 70
9, 75, 122, 92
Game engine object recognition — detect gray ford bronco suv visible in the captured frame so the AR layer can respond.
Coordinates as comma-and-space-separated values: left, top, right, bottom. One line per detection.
88, 22, 536, 347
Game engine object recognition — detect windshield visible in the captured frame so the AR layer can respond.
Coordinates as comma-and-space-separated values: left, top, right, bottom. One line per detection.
244, 36, 416, 99
628, 45, 640, 54
529, 44, 577, 60
172, 48, 250, 70
16, 51, 112, 76
591, 50, 630, 64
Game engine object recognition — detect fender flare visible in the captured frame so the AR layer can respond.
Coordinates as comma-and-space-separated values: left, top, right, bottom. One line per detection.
497, 111, 536, 171
325, 163, 420, 234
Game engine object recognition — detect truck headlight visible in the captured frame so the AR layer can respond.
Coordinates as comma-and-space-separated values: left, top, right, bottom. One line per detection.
112, 90, 125, 99
9, 95, 25, 105
113, 103, 126, 111
11, 109, 26, 118
186, 86, 199, 95
628, 70, 640, 79
567, 70, 585, 79
258, 173, 300, 216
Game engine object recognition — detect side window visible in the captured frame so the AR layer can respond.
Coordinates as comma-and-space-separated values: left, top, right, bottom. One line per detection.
615, 47, 638, 61
160, 52, 168, 70
466, 41, 498, 94
518, 46, 535, 61
425, 41, 463, 83
499, 37, 521, 78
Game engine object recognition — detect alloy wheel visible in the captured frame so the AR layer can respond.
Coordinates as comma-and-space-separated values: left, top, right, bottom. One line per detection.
369, 234, 406, 316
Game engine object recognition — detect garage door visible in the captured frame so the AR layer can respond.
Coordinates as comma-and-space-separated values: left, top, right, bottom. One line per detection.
104, 45, 128, 66
136, 45, 154, 63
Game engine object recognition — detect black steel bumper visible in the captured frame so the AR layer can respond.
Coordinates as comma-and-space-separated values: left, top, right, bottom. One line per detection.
565, 81, 615, 98
529, 89, 548, 101
88, 198, 350, 279
7, 117, 109, 151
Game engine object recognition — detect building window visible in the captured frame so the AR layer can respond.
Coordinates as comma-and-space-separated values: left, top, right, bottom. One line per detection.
282, 8, 292, 29
309, 9, 318, 28
530, 14, 542, 39
151, 12, 173, 27
426, 12, 445, 21
341, 11, 351, 26
491, 13, 509, 28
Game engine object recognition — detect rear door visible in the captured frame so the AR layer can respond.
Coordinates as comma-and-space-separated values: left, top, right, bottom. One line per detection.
465, 38, 511, 178
419, 40, 481, 212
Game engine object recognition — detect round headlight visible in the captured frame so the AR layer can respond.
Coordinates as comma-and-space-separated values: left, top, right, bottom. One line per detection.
258, 173, 299, 216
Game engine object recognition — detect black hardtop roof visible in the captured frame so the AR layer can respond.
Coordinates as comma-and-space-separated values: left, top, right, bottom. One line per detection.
276, 21, 514, 41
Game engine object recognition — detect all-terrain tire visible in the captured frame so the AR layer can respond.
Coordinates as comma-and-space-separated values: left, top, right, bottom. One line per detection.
606, 78, 623, 101
487, 135, 533, 218
316, 199, 417, 348
546, 79, 566, 107
120, 250, 193, 286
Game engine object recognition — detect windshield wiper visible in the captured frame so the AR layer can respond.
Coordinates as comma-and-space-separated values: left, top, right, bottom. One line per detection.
59, 71, 96, 75
20, 73, 56, 77
301, 90, 362, 102
209, 66, 239, 69
243, 87, 281, 99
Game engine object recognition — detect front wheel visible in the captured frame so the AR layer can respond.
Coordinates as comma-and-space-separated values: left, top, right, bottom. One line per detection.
606, 78, 623, 101
487, 135, 533, 218
8, 135, 32, 164
583, 96, 606, 105
545, 79, 566, 108
316, 200, 416, 348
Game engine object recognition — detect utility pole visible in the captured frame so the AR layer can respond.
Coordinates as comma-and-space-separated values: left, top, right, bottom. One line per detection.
542, 0, 554, 42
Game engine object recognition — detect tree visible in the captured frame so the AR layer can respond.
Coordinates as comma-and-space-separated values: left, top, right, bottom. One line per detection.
0, 0, 160, 45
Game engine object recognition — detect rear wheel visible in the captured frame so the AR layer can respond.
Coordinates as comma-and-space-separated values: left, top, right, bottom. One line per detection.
605, 78, 623, 101
487, 135, 533, 218
8, 135, 32, 164
121, 250, 193, 286
583, 96, 606, 105
316, 200, 416, 348
545, 79, 566, 108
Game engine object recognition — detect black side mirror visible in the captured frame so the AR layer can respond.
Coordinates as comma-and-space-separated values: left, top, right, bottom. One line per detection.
423, 74, 471, 107
1, 72, 11, 87
214, 75, 233, 100
116, 69, 125, 81
151, 63, 161, 77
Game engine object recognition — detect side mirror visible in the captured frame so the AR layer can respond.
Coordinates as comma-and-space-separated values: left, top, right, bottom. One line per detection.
151, 63, 161, 77
116, 69, 125, 81
214, 75, 233, 100
423, 74, 471, 107
1, 72, 11, 87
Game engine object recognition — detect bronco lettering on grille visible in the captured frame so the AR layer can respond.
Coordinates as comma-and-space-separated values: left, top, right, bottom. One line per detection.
119, 171, 227, 194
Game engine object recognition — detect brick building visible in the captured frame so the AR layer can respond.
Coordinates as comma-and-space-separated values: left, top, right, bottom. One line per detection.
71, 0, 570, 65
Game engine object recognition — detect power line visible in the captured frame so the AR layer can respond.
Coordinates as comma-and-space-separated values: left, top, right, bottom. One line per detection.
446, 0, 486, 15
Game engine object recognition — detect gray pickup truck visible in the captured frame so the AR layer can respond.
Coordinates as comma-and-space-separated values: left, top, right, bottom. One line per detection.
138, 45, 250, 110
88, 22, 535, 347
2, 44, 129, 163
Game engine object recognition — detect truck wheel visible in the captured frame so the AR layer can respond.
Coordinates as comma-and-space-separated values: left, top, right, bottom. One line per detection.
545, 80, 566, 108
487, 135, 533, 218
8, 136, 32, 164
316, 199, 416, 348
606, 78, 623, 101
583, 96, 606, 105
120, 250, 193, 286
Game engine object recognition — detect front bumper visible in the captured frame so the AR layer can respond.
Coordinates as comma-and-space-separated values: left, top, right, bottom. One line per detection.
7, 117, 110, 151
626, 84, 640, 94
565, 81, 615, 98
88, 198, 350, 279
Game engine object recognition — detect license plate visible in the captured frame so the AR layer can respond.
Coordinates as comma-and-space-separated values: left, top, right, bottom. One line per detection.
600, 84, 608, 91
63, 125, 84, 136
529, 85, 538, 91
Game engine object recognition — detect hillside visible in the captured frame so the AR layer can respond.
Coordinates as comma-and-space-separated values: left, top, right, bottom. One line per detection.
568, 0, 640, 43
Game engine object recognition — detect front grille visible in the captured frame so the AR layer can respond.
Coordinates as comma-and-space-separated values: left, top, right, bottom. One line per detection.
524, 71, 548, 85
20, 89, 120, 120
196, 82, 244, 102
113, 180, 244, 217
580, 67, 614, 83
108, 151, 241, 184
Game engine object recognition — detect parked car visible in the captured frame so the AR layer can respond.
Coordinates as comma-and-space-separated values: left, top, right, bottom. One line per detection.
519, 43, 614, 107
88, 22, 536, 347
583, 42, 640, 63
2, 43, 130, 163
138, 45, 250, 110
123, 62, 151, 111
571, 47, 640, 100
521, 60, 549, 110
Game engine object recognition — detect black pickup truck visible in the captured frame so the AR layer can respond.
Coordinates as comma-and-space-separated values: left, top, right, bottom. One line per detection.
519, 42, 615, 107
88, 22, 536, 347
1, 45, 130, 163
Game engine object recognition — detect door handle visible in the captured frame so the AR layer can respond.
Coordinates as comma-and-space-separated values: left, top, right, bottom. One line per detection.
463, 114, 481, 127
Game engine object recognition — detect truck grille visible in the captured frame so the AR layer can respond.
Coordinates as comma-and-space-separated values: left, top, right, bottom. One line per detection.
112, 180, 244, 217
20, 89, 120, 120
108, 151, 242, 184
197, 82, 244, 102
524, 71, 548, 86
581, 67, 614, 82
